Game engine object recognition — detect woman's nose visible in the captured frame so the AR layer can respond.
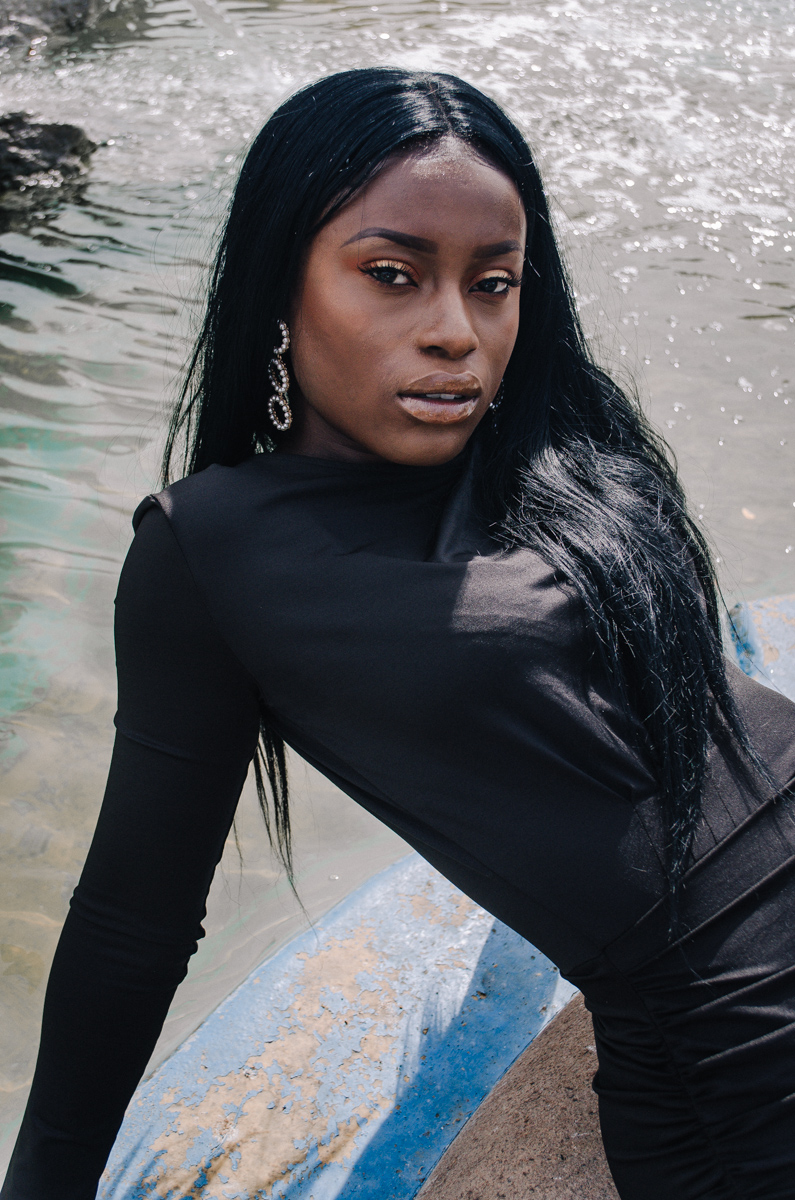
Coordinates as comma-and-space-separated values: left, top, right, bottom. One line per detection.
417, 286, 479, 360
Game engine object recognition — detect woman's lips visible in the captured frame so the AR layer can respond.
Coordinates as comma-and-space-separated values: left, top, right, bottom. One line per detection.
396, 393, 480, 424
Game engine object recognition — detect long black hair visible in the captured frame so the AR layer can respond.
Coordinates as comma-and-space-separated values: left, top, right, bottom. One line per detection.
163, 67, 763, 920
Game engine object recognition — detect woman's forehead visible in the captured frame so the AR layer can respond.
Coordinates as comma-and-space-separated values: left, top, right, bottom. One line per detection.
329, 145, 527, 251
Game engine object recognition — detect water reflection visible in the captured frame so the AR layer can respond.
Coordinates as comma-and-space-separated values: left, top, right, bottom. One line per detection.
0, 0, 793, 1172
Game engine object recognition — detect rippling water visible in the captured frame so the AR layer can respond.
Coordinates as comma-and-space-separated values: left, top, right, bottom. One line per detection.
1, 0, 793, 1165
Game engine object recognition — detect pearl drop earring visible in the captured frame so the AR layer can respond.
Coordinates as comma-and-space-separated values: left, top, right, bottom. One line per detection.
267, 321, 292, 432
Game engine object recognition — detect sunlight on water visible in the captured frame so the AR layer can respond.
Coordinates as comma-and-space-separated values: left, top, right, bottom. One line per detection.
0, 0, 793, 1164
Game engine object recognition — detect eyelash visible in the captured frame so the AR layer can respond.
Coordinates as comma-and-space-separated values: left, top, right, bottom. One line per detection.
363, 260, 417, 287
361, 260, 521, 294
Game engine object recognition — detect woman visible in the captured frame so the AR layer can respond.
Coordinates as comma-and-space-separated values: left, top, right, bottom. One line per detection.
3, 68, 795, 1200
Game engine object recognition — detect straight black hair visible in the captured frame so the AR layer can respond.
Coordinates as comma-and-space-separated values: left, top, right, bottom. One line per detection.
164, 67, 765, 924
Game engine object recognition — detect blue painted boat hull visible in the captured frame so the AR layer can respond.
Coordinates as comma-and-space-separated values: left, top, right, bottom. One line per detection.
100, 856, 574, 1199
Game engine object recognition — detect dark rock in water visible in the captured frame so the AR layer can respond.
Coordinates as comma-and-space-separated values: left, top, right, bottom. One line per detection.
0, 112, 96, 195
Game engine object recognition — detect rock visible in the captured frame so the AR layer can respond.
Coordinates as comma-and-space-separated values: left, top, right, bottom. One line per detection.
417, 993, 619, 1200
0, 112, 96, 195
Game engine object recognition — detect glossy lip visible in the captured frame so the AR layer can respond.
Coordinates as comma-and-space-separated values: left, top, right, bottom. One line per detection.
396, 373, 482, 425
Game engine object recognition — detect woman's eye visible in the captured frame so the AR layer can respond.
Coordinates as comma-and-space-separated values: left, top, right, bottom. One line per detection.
363, 262, 415, 287
473, 275, 515, 295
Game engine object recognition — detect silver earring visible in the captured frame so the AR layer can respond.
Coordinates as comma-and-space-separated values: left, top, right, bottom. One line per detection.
267, 320, 292, 432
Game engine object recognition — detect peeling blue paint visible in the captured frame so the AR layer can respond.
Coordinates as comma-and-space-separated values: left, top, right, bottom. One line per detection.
99, 857, 574, 1200
728, 593, 795, 697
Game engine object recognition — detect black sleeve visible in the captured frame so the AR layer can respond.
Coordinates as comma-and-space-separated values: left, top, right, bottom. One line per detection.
1, 504, 260, 1200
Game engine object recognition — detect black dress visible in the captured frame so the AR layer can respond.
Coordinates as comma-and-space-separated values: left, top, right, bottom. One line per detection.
4, 451, 795, 1200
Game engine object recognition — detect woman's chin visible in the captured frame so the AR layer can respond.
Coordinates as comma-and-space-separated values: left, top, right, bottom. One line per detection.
375, 424, 477, 467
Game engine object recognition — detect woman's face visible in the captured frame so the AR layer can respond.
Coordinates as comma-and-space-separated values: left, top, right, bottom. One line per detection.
285, 138, 526, 464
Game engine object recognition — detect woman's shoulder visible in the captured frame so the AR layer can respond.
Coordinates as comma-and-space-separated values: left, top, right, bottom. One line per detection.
129, 454, 313, 588
135, 456, 271, 531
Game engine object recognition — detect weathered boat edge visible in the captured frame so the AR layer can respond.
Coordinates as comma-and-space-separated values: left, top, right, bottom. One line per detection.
727, 592, 795, 696
100, 854, 574, 1199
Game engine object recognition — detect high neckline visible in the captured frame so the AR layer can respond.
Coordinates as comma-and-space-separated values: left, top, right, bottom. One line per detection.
261, 447, 469, 486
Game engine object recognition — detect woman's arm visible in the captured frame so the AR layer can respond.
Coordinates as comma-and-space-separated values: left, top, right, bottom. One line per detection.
1, 504, 260, 1199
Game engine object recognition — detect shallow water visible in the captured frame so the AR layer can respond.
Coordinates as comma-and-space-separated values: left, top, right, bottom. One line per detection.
0, 0, 793, 1167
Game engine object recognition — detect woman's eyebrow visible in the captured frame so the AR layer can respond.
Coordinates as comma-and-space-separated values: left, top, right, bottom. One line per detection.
342, 227, 436, 252
342, 227, 524, 257
472, 238, 523, 258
